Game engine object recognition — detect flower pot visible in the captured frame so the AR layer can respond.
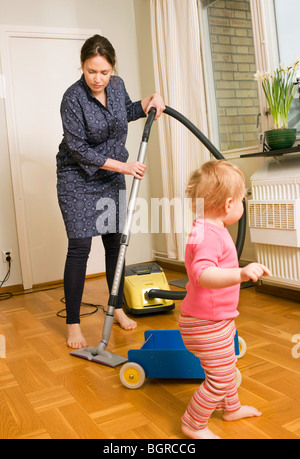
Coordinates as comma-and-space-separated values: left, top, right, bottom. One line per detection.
265, 128, 297, 150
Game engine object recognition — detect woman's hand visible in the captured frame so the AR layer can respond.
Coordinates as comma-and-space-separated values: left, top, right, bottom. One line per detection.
101, 158, 146, 180
120, 161, 146, 180
142, 93, 165, 119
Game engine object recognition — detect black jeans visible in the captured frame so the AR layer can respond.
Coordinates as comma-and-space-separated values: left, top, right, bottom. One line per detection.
64, 233, 124, 324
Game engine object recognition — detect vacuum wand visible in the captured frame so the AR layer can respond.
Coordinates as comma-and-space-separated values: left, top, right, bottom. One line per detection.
163, 105, 246, 260
70, 108, 157, 367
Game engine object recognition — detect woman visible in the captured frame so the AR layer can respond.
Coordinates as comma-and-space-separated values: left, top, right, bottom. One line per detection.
56, 35, 165, 349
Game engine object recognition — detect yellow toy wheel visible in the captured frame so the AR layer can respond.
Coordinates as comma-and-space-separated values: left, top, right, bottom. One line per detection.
237, 336, 247, 359
235, 368, 242, 388
120, 362, 146, 389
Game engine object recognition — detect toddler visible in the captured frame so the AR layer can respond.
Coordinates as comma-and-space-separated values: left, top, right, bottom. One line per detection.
179, 160, 271, 439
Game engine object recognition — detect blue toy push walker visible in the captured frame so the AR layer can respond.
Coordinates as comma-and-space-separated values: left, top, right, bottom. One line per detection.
120, 329, 246, 389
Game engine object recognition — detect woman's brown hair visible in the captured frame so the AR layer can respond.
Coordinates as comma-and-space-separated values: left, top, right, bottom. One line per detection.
80, 34, 117, 72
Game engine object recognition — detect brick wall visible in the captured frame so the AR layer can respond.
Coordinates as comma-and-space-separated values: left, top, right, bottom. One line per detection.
207, 0, 260, 151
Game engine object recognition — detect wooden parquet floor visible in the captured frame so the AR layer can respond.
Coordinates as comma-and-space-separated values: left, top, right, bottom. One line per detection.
0, 269, 299, 439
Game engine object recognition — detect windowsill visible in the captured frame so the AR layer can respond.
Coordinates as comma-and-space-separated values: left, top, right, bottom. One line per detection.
220, 145, 261, 160
240, 143, 300, 158
221, 139, 300, 160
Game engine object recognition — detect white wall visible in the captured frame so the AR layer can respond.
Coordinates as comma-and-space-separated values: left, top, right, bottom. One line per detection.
0, 78, 22, 286
0, 0, 155, 288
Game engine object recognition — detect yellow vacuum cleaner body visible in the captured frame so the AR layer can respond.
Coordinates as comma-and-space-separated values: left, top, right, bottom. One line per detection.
123, 262, 175, 314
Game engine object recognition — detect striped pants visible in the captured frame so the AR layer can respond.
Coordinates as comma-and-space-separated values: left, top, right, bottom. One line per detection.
179, 314, 241, 431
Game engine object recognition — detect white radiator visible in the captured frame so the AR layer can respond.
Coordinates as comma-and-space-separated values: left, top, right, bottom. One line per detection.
249, 153, 300, 290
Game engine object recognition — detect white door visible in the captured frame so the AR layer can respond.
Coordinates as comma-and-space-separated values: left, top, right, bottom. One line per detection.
1, 27, 104, 288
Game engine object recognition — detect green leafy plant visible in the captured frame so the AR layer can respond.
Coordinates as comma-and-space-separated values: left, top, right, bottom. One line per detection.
254, 59, 299, 129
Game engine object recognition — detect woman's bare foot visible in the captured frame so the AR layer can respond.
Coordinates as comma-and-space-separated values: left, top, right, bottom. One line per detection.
114, 309, 137, 330
222, 405, 262, 422
182, 423, 220, 439
67, 324, 87, 349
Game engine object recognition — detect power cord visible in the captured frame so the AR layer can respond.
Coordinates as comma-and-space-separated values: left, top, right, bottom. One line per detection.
0, 256, 12, 300
56, 297, 107, 318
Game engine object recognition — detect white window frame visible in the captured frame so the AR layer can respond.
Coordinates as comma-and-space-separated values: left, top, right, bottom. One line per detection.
251, 0, 279, 130
197, 3, 220, 152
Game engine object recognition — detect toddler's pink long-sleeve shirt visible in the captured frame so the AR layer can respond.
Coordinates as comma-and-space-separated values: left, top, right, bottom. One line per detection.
181, 218, 240, 320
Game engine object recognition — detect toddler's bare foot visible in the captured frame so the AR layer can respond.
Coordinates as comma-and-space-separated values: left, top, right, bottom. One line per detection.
114, 309, 137, 330
222, 405, 261, 422
67, 324, 87, 349
182, 423, 220, 439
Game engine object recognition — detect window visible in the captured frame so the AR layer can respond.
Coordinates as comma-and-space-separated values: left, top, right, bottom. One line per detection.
202, 0, 261, 152
200, 0, 300, 153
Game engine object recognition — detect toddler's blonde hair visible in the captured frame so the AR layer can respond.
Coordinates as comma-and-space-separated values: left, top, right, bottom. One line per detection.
186, 160, 245, 214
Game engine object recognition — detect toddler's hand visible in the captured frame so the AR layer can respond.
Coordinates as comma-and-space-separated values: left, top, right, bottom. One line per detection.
240, 263, 272, 283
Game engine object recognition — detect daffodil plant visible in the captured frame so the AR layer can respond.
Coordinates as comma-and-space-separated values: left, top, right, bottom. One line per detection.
254, 59, 299, 129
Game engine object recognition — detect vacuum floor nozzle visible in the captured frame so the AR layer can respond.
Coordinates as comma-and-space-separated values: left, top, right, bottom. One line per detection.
70, 347, 128, 367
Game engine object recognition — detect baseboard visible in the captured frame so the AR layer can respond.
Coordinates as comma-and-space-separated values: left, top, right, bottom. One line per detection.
0, 272, 106, 295
256, 282, 300, 302
156, 258, 252, 275
0, 283, 24, 294
155, 259, 187, 274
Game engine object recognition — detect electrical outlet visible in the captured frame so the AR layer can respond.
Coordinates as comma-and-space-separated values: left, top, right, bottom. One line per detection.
2, 250, 12, 263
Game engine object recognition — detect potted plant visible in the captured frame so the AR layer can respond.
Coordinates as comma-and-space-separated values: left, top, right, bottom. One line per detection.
254, 59, 299, 150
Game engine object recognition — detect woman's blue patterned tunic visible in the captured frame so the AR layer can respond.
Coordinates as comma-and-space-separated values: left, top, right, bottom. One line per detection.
56, 75, 146, 238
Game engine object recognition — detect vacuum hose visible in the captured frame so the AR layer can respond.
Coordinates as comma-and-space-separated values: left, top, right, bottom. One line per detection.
146, 105, 247, 302
164, 106, 224, 160
146, 289, 186, 301
163, 105, 246, 260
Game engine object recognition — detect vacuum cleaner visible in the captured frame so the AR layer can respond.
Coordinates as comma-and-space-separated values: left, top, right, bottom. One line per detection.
70, 106, 246, 367
123, 262, 175, 315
